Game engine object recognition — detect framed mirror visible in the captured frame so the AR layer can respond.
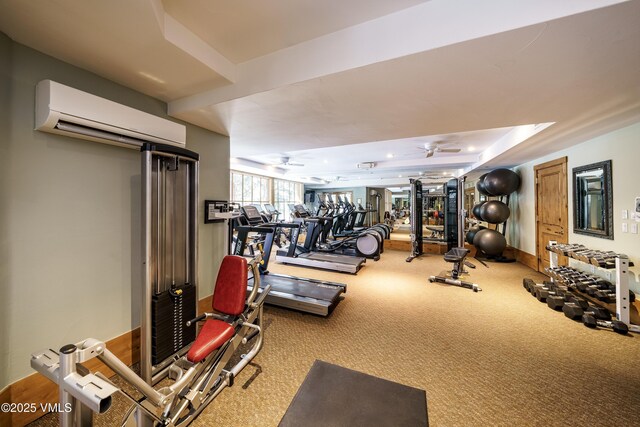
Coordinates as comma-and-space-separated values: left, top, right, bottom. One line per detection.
573, 160, 613, 239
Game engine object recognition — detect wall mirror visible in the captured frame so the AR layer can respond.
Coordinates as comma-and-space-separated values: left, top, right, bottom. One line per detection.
573, 160, 613, 239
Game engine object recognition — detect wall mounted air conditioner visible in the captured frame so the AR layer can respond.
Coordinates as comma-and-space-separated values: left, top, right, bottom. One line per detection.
35, 80, 186, 149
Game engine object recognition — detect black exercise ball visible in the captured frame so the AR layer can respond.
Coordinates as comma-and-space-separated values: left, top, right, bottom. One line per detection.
465, 226, 486, 244
472, 201, 487, 220
483, 168, 521, 196
479, 200, 511, 224
473, 228, 507, 256
476, 173, 491, 196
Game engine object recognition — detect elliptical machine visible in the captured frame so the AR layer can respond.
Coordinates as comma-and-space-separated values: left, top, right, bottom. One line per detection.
314, 196, 384, 260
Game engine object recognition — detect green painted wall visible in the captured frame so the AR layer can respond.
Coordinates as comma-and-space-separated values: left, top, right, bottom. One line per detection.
0, 32, 12, 390
512, 122, 640, 292
0, 35, 229, 387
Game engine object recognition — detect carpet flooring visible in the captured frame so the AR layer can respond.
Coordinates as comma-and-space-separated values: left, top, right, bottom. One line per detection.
29, 248, 640, 426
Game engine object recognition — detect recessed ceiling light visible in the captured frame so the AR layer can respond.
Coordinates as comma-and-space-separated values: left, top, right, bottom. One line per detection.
398, 175, 402, 178
323, 159, 328, 164
418, 172, 423, 176
468, 146, 475, 152
387, 153, 394, 158
138, 71, 166, 84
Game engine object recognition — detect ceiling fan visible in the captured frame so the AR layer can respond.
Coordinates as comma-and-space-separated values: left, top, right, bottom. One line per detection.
422, 140, 461, 158
273, 156, 305, 167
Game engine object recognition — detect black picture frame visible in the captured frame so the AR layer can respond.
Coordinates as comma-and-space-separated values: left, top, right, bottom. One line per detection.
572, 160, 613, 240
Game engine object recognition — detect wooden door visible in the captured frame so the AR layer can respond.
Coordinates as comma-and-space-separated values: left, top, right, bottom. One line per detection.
535, 157, 568, 272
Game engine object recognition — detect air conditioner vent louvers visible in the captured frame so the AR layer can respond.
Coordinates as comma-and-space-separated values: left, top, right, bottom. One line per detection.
55, 121, 151, 147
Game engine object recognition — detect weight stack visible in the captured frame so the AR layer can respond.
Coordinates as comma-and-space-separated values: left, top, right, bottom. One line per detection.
445, 178, 458, 251
151, 284, 197, 366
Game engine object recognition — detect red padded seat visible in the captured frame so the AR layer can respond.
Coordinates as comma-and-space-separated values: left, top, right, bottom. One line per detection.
187, 319, 234, 363
212, 255, 248, 316
186, 255, 248, 363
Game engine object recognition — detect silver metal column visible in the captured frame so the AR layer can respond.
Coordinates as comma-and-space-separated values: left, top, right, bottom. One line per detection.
141, 143, 200, 384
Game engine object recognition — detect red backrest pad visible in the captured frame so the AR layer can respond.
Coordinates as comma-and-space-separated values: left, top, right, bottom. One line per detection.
212, 255, 248, 315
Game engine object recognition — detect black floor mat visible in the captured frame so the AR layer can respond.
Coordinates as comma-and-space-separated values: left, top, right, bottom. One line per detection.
279, 360, 428, 427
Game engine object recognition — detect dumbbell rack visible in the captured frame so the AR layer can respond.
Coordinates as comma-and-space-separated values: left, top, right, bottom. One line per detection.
547, 242, 639, 333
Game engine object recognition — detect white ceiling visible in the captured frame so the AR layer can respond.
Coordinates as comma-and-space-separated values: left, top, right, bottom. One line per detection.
163, 0, 426, 63
1, 0, 639, 189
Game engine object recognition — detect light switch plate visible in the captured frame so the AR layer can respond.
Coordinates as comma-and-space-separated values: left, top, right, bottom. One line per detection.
622, 209, 628, 219
622, 223, 628, 233
632, 223, 638, 234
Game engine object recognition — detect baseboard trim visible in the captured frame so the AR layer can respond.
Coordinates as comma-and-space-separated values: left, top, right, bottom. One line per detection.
6, 294, 214, 427
387, 240, 538, 271
511, 248, 538, 271
385, 239, 448, 254
1, 385, 11, 427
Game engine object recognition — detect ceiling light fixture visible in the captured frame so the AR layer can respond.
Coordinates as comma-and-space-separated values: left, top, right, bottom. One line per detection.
357, 162, 376, 169
386, 153, 394, 158
138, 71, 166, 84
398, 175, 402, 178
323, 159, 328, 164
468, 146, 475, 152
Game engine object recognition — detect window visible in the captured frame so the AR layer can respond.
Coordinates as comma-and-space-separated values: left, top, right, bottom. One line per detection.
274, 179, 304, 220
230, 171, 271, 208
322, 192, 353, 208
229, 172, 303, 220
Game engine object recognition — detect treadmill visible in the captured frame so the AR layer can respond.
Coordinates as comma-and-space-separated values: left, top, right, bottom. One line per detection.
274, 205, 366, 274
234, 206, 347, 316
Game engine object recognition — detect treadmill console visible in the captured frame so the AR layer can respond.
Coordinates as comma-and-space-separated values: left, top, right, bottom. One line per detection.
241, 205, 264, 225
295, 205, 309, 217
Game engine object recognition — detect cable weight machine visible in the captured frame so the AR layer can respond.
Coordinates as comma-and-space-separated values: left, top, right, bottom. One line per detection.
406, 177, 464, 262
141, 143, 199, 385
405, 179, 424, 262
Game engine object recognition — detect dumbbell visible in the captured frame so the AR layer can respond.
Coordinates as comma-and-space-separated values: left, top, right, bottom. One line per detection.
523, 278, 553, 295
534, 284, 565, 302
594, 289, 616, 303
535, 286, 555, 302
584, 282, 611, 296
594, 289, 636, 303
555, 270, 588, 280
567, 248, 598, 259
582, 313, 628, 335
573, 277, 611, 293
572, 302, 612, 320
562, 301, 588, 320
563, 302, 612, 321
565, 302, 591, 320
548, 243, 585, 255
589, 255, 619, 269
545, 287, 577, 310
523, 278, 538, 294
589, 305, 612, 321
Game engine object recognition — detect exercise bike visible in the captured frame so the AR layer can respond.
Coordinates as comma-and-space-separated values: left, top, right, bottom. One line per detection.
31, 254, 270, 427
